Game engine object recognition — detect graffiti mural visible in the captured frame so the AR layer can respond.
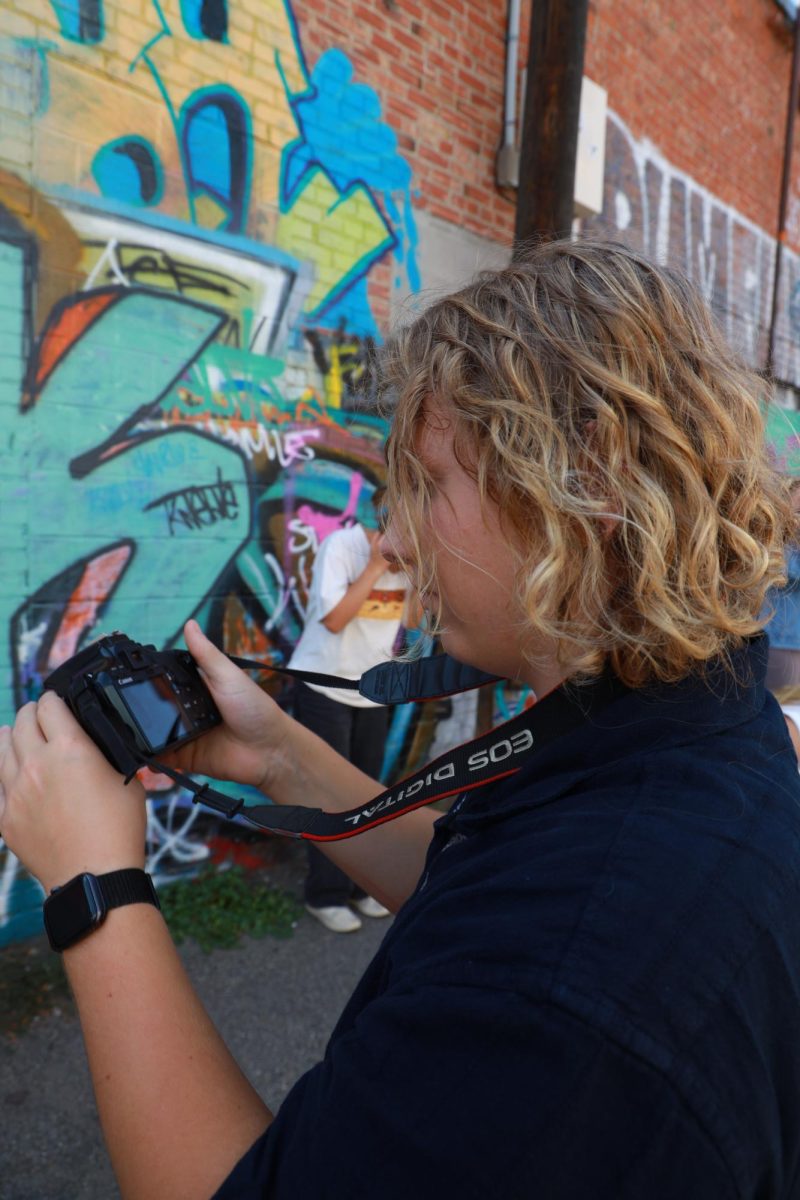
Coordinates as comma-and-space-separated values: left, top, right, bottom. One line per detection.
583, 110, 800, 389
0, 0, 424, 944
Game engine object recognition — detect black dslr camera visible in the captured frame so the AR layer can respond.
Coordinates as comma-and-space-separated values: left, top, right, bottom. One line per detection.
44, 633, 221, 779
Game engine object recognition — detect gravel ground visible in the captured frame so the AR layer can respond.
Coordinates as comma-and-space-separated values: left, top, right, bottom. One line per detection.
0, 841, 392, 1200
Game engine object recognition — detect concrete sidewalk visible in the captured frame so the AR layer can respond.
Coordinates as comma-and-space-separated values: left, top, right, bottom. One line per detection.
0, 844, 391, 1200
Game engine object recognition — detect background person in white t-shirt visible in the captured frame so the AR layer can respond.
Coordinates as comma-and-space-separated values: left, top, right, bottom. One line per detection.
288, 487, 412, 933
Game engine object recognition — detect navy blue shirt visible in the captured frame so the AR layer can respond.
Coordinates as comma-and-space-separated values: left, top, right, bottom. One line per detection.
215, 638, 800, 1198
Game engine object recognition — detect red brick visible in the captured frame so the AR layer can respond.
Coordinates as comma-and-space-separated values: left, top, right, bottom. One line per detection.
352, 3, 389, 33
290, 0, 800, 269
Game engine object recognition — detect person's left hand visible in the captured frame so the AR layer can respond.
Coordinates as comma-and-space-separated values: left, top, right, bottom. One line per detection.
0, 692, 146, 894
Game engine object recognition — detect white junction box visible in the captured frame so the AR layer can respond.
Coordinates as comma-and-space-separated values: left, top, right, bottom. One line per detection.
574, 75, 608, 219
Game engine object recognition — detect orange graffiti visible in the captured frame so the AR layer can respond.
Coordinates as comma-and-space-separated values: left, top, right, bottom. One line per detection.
48, 544, 132, 668
33, 290, 117, 394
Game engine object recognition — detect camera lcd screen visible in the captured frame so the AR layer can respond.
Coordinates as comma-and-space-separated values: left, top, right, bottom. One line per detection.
120, 676, 190, 751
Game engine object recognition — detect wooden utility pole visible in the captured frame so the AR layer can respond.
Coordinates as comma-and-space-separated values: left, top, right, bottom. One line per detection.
513, 0, 590, 254
766, 10, 800, 382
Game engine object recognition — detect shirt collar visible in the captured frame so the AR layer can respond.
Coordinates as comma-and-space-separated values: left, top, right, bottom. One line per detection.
446, 635, 769, 831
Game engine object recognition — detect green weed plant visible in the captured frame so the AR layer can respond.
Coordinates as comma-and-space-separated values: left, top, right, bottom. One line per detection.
159, 864, 301, 952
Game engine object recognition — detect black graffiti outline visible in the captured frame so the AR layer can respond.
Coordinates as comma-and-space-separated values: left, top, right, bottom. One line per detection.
143, 465, 240, 534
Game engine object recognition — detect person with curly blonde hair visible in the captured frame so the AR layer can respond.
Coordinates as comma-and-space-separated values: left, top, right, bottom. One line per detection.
3, 239, 800, 1200
383, 239, 792, 690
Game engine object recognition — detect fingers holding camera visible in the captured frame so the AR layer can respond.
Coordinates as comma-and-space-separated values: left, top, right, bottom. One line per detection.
0, 705, 44, 872
184, 620, 271, 717
175, 620, 289, 790
184, 619, 237, 689
0, 692, 147, 893
0, 705, 28, 798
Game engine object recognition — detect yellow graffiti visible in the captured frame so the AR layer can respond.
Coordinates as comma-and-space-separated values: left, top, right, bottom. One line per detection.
0, 0, 391, 320
276, 168, 393, 322
10, 0, 303, 226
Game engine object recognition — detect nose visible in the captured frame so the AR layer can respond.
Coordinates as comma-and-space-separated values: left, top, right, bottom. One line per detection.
378, 529, 398, 565
379, 516, 406, 569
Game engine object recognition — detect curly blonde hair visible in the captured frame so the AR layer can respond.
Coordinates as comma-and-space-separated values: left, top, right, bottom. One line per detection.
379, 238, 795, 688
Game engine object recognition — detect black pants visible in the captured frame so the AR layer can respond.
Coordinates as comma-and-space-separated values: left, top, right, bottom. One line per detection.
293, 683, 390, 907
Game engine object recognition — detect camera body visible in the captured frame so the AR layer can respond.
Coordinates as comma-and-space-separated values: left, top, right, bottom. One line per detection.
44, 633, 221, 777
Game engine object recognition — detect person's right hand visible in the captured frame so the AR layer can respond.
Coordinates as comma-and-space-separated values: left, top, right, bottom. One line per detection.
158, 620, 291, 793
0, 695, 147, 893
367, 529, 390, 572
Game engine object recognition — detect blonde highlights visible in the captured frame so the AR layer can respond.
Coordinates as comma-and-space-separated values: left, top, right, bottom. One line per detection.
379, 239, 794, 688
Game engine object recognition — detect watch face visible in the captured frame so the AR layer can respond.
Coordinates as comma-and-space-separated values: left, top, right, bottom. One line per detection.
44, 874, 107, 952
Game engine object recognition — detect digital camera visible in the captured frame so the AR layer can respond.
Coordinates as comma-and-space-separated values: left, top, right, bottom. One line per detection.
44, 633, 221, 778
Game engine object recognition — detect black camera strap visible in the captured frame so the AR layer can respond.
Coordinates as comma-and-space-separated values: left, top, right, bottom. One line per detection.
225, 652, 502, 705
144, 669, 629, 841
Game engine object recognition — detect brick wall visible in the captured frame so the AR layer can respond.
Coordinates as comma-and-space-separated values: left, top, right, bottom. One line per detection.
295, 0, 800, 388
294, 0, 515, 252
585, 0, 794, 243
294, 0, 799, 255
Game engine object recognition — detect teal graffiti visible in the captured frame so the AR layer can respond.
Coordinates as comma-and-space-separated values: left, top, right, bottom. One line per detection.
49, 0, 103, 44
92, 137, 164, 207
0, 257, 259, 942
180, 0, 228, 42
0, 276, 250, 708
0, 236, 28, 402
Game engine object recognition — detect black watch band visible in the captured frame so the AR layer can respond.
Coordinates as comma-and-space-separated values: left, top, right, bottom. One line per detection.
44, 869, 160, 953
99, 869, 161, 911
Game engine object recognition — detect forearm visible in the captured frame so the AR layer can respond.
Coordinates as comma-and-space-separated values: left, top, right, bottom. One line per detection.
64, 904, 271, 1200
322, 561, 385, 633
153, 624, 434, 908
267, 717, 436, 909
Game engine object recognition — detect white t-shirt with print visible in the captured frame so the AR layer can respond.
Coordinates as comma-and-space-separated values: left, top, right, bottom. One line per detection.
288, 525, 409, 707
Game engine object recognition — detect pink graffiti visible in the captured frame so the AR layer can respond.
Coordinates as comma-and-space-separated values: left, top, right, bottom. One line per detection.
297, 471, 365, 543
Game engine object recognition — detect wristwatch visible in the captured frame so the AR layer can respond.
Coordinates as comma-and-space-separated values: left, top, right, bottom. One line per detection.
43, 869, 160, 953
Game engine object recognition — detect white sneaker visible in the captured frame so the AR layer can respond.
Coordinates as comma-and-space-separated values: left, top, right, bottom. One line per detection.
305, 904, 362, 933
352, 896, 391, 919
